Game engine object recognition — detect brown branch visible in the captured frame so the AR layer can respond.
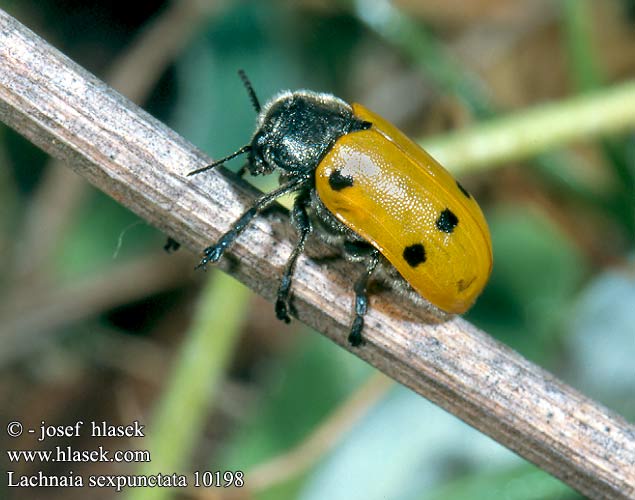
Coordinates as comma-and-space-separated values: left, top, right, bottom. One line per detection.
0, 9, 633, 499
12, 0, 220, 284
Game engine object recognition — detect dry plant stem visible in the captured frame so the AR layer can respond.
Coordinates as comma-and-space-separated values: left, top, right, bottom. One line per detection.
0, 10, 633, 499
13, 0, 218, 282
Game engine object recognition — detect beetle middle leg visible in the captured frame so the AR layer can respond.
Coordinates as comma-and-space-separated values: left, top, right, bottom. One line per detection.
197, 177, 306, 269
236, 163, 249, 178
347, 244, 380, 347
275, 190, 312, 323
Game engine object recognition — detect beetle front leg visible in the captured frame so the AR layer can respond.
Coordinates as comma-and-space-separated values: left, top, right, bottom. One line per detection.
198, 206, 257, 268
197, 178, 306, 269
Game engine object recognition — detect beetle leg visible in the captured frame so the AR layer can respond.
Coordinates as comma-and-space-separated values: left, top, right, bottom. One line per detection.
163, 237, 181, 253
236, 163, 249, 178
275, 190, 312, 323
197, 177, 307, 269
348, 249, 379, 347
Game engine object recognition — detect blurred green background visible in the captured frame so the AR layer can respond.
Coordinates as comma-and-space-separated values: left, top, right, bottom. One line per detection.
1, 1, 634, 499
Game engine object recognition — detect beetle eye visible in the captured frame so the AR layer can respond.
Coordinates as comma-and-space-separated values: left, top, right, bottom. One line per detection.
249, 134, 264, 158
248, 134, 274, 175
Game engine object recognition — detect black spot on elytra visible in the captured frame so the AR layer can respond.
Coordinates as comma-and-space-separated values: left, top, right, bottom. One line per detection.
403, 244, 426, 267
436, 208, 459, 233
456, 180, 471, 198
328, 169, 354, 191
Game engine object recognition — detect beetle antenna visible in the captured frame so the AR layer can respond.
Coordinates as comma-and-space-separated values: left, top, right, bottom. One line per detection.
238, 69, 261, 113
187, 145, 251, 176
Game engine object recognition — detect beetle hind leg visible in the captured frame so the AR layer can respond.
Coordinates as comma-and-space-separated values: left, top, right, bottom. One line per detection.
275, 190, 312, 323
348, 248, 379, 347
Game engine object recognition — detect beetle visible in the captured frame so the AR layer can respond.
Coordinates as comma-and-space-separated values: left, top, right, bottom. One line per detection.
189, 71, 493, 346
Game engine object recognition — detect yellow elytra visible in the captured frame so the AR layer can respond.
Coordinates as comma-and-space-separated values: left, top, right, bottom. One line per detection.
315, 103, 493, 314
